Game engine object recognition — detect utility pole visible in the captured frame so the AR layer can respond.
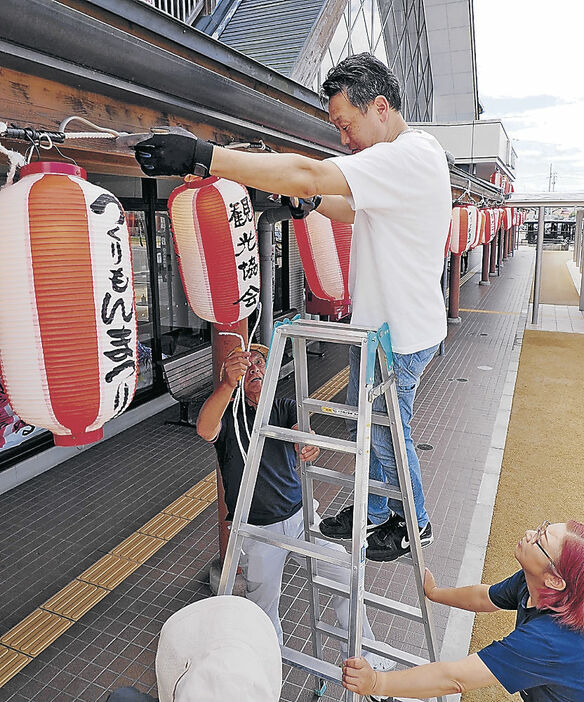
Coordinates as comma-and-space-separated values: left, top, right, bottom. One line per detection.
548, 163, 557, 192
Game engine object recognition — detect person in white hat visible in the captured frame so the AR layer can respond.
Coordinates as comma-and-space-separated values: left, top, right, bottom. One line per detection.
108, 595, 282, 702
196, 345, 394, 678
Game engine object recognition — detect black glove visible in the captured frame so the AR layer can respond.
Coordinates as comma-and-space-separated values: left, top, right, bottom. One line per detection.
133, 127, 214, 177
282, 195, 322, 219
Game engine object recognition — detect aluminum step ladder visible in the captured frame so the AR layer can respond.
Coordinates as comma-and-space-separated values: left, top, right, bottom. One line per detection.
218, 318, 443, 701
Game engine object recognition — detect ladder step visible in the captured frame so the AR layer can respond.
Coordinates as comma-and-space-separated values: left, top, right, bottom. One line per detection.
238, 523, 351, 567
281, 645, 342, 685
312, 575, 423, 622
277, 324, 371, 345
259, 425, 356, 454
302, 398, 391, 427
315, 622, 430, 667
306, 465, 403, 501
308, 526, 413, 565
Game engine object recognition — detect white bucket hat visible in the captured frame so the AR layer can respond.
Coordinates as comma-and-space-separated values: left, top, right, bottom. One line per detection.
156, 595, 282, 702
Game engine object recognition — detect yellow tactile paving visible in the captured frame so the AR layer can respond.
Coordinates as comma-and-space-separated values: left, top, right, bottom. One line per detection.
163, 494, 210, 520
0, 646, 31, 687
138, 512, 190, 540
0, 609, 74, 657
78, 553, 141, 590
311, 366, 350, 401
459, 307, 521, 315
186, 479, 217, 502
41, 580, 109, 620
110, 533, 166, 564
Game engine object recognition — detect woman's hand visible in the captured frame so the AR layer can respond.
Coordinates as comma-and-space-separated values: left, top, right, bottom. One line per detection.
424, 567, 438, 601
342, 657, 377, 696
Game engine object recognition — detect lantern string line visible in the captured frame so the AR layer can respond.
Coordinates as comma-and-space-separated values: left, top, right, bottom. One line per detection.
218, 302, 263, 463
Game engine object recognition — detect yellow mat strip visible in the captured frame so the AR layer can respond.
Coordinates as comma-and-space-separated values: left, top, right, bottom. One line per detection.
459, 308, 521, 316
0, 367, 346, 688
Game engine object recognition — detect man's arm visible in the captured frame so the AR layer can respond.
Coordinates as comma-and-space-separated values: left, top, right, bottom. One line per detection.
343, 653, 500, 699
316, 195, 355, 224
196, 350, 251, 441
424, 568, 499, 613
209, 148, 352, 200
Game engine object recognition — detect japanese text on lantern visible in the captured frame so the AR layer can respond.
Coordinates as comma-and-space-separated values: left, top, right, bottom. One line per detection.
229, 195, 259, 309
90, 193, 136, 415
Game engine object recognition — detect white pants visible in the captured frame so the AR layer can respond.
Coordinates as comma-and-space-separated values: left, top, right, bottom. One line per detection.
241, 507, 376, 657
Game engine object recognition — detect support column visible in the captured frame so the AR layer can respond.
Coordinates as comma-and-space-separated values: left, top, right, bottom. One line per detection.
448, 253, 462, 323
532, 206, 545, 324
576, 210, 584, 311
480, 243, 490, 285
498, 229, 504, 271
489, 233, 498, 275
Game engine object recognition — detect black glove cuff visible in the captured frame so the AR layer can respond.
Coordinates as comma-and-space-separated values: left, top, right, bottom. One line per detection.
192, 139, 214, 178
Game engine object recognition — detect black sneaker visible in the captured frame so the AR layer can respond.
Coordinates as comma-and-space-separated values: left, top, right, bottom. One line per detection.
366, 520, 433, 562
319, 505, 387, 539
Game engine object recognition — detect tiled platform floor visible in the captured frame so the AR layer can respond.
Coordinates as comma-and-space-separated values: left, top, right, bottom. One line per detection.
0, 247, 536, 702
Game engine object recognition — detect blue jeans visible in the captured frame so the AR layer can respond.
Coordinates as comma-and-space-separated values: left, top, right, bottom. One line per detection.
347, 343, 438, 528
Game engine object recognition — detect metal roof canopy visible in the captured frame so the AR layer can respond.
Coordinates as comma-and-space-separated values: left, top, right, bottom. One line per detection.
508, 193, 584, 320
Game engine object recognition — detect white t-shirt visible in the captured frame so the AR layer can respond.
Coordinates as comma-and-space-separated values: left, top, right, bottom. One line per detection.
330, 129, 451, 354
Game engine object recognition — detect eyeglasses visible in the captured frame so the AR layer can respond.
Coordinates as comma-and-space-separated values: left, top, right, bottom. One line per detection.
531, 520, 558, 571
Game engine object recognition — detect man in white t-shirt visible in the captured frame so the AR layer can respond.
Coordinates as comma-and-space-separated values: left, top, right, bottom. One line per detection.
133, 53, 452, 564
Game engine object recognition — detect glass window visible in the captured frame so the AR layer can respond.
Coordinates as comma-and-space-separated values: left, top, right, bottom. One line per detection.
155, 211, 211, 358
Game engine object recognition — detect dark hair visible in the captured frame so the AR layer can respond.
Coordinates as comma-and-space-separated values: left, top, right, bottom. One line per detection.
320, 52, 402, 113
537, 521, 584, 631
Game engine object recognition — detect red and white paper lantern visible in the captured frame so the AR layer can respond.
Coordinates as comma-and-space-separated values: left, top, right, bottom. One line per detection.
292, 210, 352, 301
168, 176, 260, 325
449, 205, 479, 254
481, 209, 498, 245
502, 207, 515, 230
0, 162, 137, 446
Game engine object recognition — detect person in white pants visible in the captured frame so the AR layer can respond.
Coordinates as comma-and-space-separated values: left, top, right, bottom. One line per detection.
197, 345, 393, 674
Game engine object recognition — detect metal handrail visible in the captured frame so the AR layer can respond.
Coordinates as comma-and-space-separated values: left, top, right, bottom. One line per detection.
138, 0, 213, 25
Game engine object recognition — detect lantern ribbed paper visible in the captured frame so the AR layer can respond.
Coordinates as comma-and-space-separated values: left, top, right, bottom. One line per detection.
449, 205, 479, 254
481, 209, 498, 245
502, 207, 515, 230
168, 176, 260, 324
0, 162, 137, 446
292, 211, 352, 302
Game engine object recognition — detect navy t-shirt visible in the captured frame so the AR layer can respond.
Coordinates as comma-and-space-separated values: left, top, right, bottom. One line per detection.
477, 570, 584, 701
214, 398, 302, 526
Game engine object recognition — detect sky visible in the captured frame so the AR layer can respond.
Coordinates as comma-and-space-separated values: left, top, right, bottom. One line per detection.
474, 0, 584, 193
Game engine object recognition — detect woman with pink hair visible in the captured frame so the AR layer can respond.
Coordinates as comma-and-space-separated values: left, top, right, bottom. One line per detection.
343, 520, 584, 701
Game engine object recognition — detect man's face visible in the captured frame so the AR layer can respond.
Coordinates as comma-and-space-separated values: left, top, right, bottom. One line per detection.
328, 91, 386, 153
243, 350, 266, 398
515, 521, 567, 577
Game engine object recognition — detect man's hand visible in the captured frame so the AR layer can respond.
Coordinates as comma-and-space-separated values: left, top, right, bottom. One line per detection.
282, 195, 322, 219
133, 126, 214, 177
222, 350, 251, 389
294, 428, 320, 462
342, 657, 377, 696
424, 568, 438, 601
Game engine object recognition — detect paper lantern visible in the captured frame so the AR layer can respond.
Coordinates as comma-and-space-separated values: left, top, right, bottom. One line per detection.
449, 205, 479, 254
470, 210, 486, 250
292, 210, 352, 301
0, 162, 137, 446
168, 176, 260, 324
481, 209, 498, 245
502, 207, 515, 230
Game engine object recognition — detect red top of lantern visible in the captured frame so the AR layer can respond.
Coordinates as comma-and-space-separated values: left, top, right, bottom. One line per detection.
20, 162, 87, 179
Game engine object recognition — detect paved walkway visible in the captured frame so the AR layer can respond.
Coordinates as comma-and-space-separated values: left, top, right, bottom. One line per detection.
0, 247, 535, 702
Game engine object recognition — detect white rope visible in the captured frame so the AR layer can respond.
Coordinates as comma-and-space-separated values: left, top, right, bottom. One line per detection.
218, 302, 263, 463
59, 116, 120, 139
0, 141, 26, 187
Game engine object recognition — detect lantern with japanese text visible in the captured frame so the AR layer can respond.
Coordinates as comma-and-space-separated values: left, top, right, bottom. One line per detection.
167, 176, 260, 324
481, 209, 498, 245
449, 205, 479, 254
292, 210, 352, 302
471, 210, 486, 250
0, 162, 137, 446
